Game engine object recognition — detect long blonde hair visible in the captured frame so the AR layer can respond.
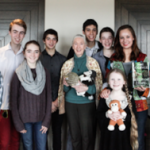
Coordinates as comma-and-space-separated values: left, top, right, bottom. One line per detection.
107, 69, 138, 150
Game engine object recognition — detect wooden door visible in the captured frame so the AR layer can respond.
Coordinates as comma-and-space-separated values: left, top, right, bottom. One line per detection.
0, 0, 44, 48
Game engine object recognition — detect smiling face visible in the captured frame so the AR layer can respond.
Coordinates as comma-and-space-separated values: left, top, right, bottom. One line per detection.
83, 25, 97, 43
100, 32, 114, 50
108, 72, 125, 91
9, 24, 25, 46
43, 34, 57, 50
72, 37, 86, 57
24, 43, 41, 66
119, 29, 134, 50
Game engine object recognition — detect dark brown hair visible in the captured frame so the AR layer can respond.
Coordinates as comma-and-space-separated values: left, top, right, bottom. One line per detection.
9, 19, 27, 33
23, 40, 41, 53
99, 27, 114, 39
114, 25, 140, 62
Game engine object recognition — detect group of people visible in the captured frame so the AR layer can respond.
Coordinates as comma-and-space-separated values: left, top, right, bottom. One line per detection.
0, 18, 149, 150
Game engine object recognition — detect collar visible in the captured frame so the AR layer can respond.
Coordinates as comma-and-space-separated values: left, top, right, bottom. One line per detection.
43, 49, 58, 57
86, 41, 99, 50
74, 51, 86, 60
6, 43, 23, 55
98, 49, 104, 56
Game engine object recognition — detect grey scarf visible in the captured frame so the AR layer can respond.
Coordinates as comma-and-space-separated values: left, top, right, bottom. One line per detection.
16, 60, 46, 95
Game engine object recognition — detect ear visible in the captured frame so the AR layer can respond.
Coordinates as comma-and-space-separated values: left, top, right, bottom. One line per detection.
82, 30, 85, 35
99, 38, 102, 43
9, 31, 11, 36
43, 40, 45, 44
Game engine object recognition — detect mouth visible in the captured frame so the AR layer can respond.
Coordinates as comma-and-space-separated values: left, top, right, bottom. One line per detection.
113, 85, 119, 87
123, 43, 128, 46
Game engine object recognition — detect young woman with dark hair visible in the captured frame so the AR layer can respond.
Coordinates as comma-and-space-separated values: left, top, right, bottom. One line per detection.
11, 40, 52, 150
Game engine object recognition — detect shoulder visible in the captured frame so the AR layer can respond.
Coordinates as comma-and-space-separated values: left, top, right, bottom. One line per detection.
63, 58, 74, 66
97, 41, 103, 50
136, 52, 147, 61
0, 44, 9, 54
56, 51, 66, 60
87, 56, 99, 66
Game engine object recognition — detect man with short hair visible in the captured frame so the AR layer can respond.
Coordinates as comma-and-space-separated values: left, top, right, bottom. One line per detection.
40, 29, 66, 150
0, 19, 27, 150
67, 19, 103, 59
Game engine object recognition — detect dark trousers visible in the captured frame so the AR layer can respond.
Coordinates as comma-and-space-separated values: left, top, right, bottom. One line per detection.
51, 110, 64, 150
137, 110, 148, 150
65, 102, 96, 150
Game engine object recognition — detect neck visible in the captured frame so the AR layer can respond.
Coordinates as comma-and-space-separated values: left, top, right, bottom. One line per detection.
46, 47, 55, 56
110, 89, 125, 97
87, 40, 95, 48
27, 61, 36, 69
103, 48, 114, 58
10, 42, 21, 54
123, 48, 132, 62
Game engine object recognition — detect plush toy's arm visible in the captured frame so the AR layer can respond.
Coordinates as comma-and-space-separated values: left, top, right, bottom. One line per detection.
106, 109, 112, 118
119, 108, 127, 118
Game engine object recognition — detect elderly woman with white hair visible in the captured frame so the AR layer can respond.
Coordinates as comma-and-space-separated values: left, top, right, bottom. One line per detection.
58, 34, 103, 150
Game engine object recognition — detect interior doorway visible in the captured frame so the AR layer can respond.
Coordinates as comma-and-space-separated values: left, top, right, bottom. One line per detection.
115, 0, 150, 62
0, 0, 44, 48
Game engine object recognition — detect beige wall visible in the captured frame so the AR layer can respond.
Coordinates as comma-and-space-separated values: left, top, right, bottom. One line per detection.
45, 0, 114, 56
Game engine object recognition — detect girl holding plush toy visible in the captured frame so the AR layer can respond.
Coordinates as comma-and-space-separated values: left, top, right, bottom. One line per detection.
97, 68, 138, 150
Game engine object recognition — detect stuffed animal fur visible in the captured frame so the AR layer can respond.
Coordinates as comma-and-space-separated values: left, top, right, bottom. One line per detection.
77, 70, 96, 100
106, 100, 127, 131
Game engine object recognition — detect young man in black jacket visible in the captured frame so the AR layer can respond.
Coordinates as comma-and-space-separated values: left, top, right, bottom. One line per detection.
67, 19, 103, 59
40, 29, 66, 150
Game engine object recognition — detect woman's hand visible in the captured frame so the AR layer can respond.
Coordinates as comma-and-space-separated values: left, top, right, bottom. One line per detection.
72, 82, 88, 93
40, 126, 48, 134
63, 77, 69, 87
20, 129, 27, 134
134, 86, 146, 92
100, 89, 111, 99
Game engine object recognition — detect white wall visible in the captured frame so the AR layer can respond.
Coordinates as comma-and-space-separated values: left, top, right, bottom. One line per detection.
45, 0, 114, 56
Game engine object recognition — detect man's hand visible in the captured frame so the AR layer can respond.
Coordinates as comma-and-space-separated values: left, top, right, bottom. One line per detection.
51, 98, 58, 113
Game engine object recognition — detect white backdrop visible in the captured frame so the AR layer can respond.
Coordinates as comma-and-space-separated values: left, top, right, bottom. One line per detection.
45, 0, 115, 56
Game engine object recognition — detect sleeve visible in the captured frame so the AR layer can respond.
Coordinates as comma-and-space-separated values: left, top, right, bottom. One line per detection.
42, 70, 52, 128
10, 73, 25, 132
63, 85, 71, 92
86, 84, 96, 95
67, 47, 74, 60
97, 97, 109, 127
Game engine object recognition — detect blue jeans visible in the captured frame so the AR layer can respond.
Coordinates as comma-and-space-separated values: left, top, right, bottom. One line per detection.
137, 110, 148, 150
21, 122, 47, 150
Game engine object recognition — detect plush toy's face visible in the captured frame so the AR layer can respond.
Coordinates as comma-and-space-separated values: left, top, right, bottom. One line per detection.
109, 100, 121, 112
110, 103, 119, 112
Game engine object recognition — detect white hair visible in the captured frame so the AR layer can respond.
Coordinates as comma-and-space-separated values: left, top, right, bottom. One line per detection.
72, 34, 86, 46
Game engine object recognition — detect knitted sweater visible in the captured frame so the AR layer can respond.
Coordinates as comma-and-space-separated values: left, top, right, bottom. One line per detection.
64, 53, 96, 104
10, 69, 52, 132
